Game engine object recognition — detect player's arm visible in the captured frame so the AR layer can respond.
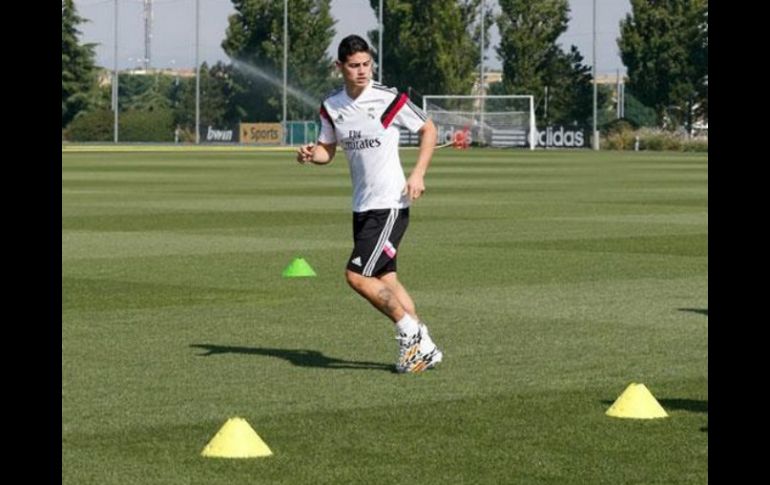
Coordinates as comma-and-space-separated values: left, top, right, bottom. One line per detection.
298, 102, 337, 165
405, 119, 437, 200
296, 142, 336, 165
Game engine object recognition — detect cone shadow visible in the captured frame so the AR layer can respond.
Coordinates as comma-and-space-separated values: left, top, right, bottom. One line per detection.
678, 308, 708, 317
601, 398, 707, 414
657, 399, 708, 414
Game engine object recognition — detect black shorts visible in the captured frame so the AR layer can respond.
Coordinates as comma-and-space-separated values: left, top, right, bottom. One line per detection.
347, 208, 409, 277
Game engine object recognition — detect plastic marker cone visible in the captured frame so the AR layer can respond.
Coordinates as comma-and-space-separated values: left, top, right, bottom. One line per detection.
282, 257, 317, 277
201, 417, 273, 458
606, 383, 669, 419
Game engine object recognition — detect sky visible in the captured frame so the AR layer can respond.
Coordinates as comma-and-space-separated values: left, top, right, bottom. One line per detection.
73, 0, 630, 76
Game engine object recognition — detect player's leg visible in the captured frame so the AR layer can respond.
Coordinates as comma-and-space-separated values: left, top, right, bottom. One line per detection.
377, 271, 417, 319
346, 208, 413, 320
346, 270, 424, 372
346, 208, 424, 372
377, 271, 443, 372
345, 270, 407, 322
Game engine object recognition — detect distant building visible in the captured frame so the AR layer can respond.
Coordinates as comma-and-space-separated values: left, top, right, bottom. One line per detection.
96, 67, 196, 87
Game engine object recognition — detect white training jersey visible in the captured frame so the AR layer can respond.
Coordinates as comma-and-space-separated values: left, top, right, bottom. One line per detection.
317, 80, 428, 212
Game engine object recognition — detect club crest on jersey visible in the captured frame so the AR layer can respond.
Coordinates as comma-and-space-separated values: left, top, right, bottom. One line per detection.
367, 107, 376, 120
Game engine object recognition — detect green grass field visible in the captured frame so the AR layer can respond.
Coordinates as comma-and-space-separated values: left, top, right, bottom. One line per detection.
62, 147, 708, 484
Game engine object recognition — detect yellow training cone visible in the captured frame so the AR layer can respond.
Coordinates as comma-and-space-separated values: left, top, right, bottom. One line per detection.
606, 383, 669, 419
201, 417, 273, 458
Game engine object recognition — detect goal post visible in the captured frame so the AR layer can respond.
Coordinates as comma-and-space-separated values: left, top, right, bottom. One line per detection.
422, 95, 536, 149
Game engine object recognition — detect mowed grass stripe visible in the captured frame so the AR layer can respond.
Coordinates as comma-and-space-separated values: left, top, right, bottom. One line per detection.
63, 379, 706, 485
62, 148, 707, 484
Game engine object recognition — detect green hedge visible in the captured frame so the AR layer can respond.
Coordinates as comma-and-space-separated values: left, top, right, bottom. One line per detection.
65, 108, 176, 142
681, 139, 709, 152
601, 127, 707, 152
603, 130, 637, 150
119, 109, 175, 142
66, 109, 114, 142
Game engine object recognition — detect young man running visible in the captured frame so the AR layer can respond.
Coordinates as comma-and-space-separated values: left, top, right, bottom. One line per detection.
295, 34, 442, 374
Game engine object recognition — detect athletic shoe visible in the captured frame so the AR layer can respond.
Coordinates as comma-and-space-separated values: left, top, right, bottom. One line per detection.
415, 322, 443, 371
395, 329, 423, 374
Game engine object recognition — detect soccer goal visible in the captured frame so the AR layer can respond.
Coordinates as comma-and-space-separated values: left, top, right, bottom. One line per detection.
422, 95, 536, 149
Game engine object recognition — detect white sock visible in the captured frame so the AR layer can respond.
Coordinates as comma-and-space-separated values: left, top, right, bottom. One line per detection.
395, 314, 419, 336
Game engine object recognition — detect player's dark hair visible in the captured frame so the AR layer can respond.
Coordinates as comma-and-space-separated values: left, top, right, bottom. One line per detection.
338, 35, 371, 63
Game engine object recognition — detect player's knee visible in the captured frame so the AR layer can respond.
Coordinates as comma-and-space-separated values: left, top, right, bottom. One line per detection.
345, 270, 364, 290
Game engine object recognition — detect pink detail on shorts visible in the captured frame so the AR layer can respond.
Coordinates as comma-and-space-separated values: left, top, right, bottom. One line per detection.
383, 240, 397, 258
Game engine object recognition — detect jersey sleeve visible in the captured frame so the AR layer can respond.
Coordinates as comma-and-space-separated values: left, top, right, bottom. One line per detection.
381, 93, 428, 133
317, 103, 336, 144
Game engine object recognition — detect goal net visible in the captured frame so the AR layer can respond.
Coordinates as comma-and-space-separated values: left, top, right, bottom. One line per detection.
422, 95, 536, 149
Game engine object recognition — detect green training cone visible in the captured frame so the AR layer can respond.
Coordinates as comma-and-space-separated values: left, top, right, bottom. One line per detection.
282, 257, 317, 277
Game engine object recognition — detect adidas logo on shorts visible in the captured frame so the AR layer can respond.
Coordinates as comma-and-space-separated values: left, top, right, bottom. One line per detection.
351, 256, 362, 267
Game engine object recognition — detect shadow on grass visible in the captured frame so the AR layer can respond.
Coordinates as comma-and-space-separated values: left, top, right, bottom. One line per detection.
678, 308, 708, 317
190, 343, 394, 372
601, 398, 707, 414
657, 398, 708, 414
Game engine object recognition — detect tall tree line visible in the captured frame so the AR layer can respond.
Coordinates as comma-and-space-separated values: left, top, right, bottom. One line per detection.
618, 0, 708, 130
62, 0, 98, 128
494, 0, 606, 126
63, 0, 707, 135
222, 0, 336, 122
366, 0, 492, 98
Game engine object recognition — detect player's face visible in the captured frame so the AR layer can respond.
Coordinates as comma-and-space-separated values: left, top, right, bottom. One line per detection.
338, 52, 373, 88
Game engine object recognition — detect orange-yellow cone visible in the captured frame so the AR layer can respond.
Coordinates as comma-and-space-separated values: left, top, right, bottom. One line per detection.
606, 383, 669, 419
201, 417, 273, 458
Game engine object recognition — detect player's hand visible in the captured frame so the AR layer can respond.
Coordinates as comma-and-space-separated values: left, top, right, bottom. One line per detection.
404, 173, 426, 201
296, 144, 314, 164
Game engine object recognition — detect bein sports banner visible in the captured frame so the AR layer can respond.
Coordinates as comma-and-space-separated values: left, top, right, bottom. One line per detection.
239, 123, 283, 145
201, 126, 237, 143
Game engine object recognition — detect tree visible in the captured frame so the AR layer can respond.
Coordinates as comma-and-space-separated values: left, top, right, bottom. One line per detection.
623, 90, 658, 128
175, 63, 231, 130
618, 0, 708, 130
118, 73, 173, 112
495, 0, 608, 126
222, 0, 336, 121
694, 8, 707, 124
367, 0, 489, 98
62, 0, 98, 127
541, 46, 605, 126
496, 0, 569, 97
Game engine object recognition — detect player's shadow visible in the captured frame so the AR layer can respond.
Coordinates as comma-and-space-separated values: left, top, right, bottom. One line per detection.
190, 343, 394, 372
678, 308, 708, 317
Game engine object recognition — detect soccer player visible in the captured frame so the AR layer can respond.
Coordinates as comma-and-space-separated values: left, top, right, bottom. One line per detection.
296, 34, 442, 374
